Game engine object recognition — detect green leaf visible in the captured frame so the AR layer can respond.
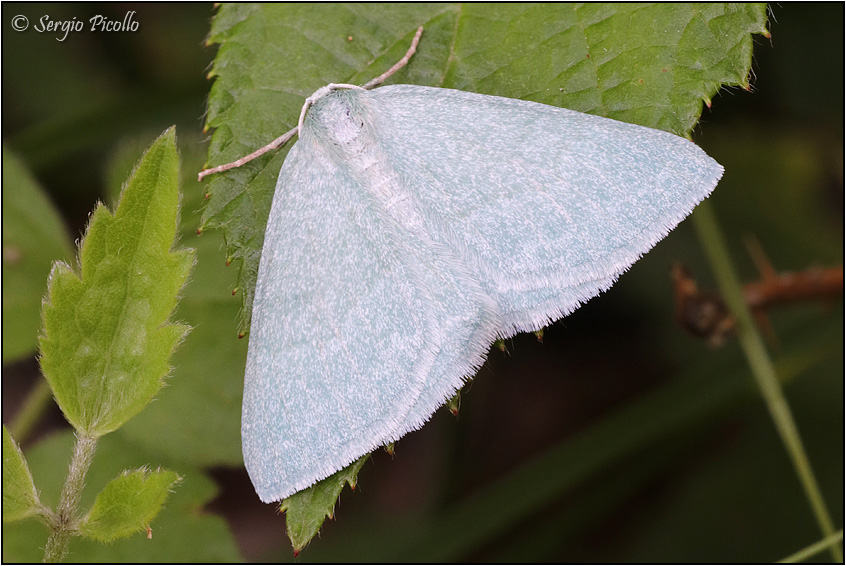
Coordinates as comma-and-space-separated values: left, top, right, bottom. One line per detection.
2, 426, 44, 523
2, 146, 73, 363
80, 468, 180, 542
110, 134, 245, 466
2, 431, 242, 562
201, 3, 768, 331
38, 127, 195, 437
280, 456, 368, 555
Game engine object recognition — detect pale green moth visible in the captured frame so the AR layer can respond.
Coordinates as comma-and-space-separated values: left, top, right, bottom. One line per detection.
201, 27, 723, 503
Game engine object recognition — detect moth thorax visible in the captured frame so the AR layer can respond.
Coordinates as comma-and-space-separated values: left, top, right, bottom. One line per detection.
312, 95, 367, 153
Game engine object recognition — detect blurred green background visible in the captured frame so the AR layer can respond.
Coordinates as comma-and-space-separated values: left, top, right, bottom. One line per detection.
2, 3, 842, 562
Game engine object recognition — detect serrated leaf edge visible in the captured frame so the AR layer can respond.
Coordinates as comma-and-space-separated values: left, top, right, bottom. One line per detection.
79, 466, 182, 542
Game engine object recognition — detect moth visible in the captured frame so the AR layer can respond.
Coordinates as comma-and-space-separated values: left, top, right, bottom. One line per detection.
200, 27, 723, 502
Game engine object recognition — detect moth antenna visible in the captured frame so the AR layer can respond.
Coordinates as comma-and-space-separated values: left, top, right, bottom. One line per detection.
362, 26, 423, 90
197, 127, 297, 181
197, 26, 424, 182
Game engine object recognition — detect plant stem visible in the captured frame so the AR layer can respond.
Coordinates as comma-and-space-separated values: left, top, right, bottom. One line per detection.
43, 433, 98, 563
778, 530, 844, 563
692, 201, 841, 562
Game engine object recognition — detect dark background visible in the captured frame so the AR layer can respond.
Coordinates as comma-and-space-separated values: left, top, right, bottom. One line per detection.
3, 3, 843, 562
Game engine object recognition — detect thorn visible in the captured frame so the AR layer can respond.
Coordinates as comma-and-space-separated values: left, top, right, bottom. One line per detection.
704, 96, 712, 109
225, 256, 233, 266
762, 30, 772, 39
238, 331, 246, 339
196, 227, 204, 235
494, 339, 506, 353
146, 526, 153, 539
533, 328, 544, 343
293, 549, 300, 558
204, 192, 211, 199
383, 442, 395, 456
232, 287, 238, 296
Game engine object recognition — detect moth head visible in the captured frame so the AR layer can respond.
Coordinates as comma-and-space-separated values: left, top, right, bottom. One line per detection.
300, 86, 371, 152
298, 83, 366, 137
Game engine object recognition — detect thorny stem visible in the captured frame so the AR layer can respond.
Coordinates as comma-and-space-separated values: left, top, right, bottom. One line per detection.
197, 26, 424, 181
43, 433, 98, 563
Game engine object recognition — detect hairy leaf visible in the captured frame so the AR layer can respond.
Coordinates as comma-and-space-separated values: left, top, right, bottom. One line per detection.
39, 127, 194, 437
2, 426, 43, 523
108, 135, 246, 466
80, 468, 180, 542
